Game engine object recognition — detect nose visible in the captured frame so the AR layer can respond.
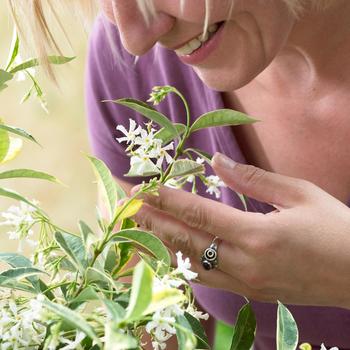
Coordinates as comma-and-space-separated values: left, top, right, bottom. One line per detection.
111, 0, 175, 56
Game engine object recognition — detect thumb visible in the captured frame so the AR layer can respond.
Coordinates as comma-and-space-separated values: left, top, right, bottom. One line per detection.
211, 152, 306, 209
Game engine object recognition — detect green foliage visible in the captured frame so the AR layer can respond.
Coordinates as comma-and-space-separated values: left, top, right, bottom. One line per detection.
276, 301, 299, 350
109, 229, 171, 269
167, 159, 205, 179
184, 312, 210, 349
112, 98, 178, 135
230, 303, 256, 350
0, 124, 39, 145
0, 168, 61, 183
175, 314, 197, 350
155, 122, 186, 144
0, 187, 42, 211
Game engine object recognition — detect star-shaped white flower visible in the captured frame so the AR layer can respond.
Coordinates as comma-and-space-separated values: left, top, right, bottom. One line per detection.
320, 343, 339, 350
205, 175, 226, 199
116, 118, 141, 145
175, 251, 198, 281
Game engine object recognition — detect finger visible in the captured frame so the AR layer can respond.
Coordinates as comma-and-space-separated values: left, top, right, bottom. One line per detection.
133, 202, 251, 274
211, 152, 308, 209
131, 186, 266, 244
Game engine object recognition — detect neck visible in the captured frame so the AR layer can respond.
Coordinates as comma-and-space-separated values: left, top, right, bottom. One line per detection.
256, 1, 350, 95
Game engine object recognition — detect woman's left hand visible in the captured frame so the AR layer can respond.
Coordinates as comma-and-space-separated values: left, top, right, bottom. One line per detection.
132, 152, 350, 309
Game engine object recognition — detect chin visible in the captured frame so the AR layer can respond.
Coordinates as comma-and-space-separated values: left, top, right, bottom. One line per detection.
193, 64, 263, 92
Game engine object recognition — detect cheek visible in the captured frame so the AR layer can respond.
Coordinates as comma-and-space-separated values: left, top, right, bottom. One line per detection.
190, 1, 296, 91
99, 0, 116, 23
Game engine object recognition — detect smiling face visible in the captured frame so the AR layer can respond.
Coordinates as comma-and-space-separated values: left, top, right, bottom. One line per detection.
100, 0, 297, 91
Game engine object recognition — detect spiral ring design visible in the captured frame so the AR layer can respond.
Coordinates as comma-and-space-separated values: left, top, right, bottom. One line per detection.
201, 238, 219, 271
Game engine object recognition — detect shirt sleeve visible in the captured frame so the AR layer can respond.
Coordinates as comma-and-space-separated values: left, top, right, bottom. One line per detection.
85, 15, 154, 185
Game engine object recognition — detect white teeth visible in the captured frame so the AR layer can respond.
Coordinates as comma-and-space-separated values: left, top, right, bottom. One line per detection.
208, 23, 219, 33
188, 38, 201, 51
175, 23, 221, 56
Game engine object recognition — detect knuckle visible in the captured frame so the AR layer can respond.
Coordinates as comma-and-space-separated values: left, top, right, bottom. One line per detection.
164, 230, 193, 257
182, 204, 209, 231
239, 164, 267, 189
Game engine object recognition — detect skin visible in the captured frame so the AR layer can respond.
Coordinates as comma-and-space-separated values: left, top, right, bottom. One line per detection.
99, 0, 350, 309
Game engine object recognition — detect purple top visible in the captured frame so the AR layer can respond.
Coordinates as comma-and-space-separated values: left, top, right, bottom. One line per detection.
85, 16, 350, 349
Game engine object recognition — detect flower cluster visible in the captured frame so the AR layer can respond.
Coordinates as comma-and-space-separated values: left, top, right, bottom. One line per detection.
0, 294, 46, 350
147, 86, 172, 106
146, 252, 208, 350
0, 201, 39, 252
116, 119, 174, 176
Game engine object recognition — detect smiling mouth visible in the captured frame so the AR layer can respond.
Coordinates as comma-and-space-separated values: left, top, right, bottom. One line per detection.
174, 22, 224, 56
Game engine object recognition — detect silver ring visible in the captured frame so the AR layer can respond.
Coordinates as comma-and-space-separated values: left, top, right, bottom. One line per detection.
201, 236, 219, 270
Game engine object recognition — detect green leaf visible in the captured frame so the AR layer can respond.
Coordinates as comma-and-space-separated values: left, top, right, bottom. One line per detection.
102, 299, 126, 322
0, 267, 45, 282
176, 315, 197, 350
184, 312, 210, 349
124, 159, 160, 177
144, 288, 186, 316
70, 286, 99, 305
78, 220, 96, 257
0, 253, 40, 290
87, 155, 118, 220
112, 98, 178, 135
155, 123, 186, 144
230, 303, 256, 350
109, 229, 171, 269
0, 121, 10, 162
85, 267, 122, 292
185, 148, 213, 163
190, 109, 258, 134
0, 277, 37, 293
41, 298, 101, 346
0, 187, 42, 211
105, 321, 138, 350
54, 231, 88, 274
9, 55, 75, 74
104, 246, 119, 274
0, 69, 13, 92
276, 301, 299, 350
112, 242, 134, 276
5, 30, 20, 71
125, 260, 153, 321
0, 124, 39, 145
0, 169, 61, 183
167, 159, 205, 180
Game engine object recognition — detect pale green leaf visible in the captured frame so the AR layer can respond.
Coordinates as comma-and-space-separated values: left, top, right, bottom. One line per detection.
9, 56, 75, 74
102, 299, 126, 322
0, 137, 23, 164
0, 187, 42, 212
87, 155, 118, 220
0, 69, 13, 92
276, 301, 299, 350
105, 321, 138, 350
0, 124, 39, 145
154, 123, 186, 144
0, 169, 61, 183
0, 267, 45, 284
109, 229, 170, 269
54, 231, 88, 274
0, 276, 37, 293
184, 148, 212, 163
176, 315, 197, 350
167, 159, 205, 180
190, 109, 258, 134
78, 220, 96, 257
5, 30, 19, 71
0, 123, 10, 163
230, 303, 256, 350
42, 298, 101, 346
112, 98, 177, 135
125, 260, 153, 321
144, 288, 185, 316
124, 159, 160, 177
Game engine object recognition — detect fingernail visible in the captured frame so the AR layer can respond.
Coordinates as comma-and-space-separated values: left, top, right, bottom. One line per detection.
212, 152, 237, 170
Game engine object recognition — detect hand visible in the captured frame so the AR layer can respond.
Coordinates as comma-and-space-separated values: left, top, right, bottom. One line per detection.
132, 152, 350, 309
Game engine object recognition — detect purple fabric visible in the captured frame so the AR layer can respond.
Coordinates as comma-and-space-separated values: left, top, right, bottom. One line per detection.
85, 16, 350, 349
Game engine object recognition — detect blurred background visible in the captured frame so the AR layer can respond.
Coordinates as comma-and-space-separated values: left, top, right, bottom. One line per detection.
0, 2, 99, 251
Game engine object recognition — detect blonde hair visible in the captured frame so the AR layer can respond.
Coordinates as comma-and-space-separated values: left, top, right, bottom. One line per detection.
8, 0, 335, 76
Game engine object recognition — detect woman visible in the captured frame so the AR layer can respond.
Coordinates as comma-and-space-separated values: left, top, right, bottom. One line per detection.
11, 0, 350, 348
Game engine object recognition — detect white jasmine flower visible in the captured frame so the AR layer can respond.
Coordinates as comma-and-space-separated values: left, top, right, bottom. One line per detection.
130, 148, 159, 176
134, 128, 157, 150
116, 118, 141, 145
175, 251, 198, 281
146, 308, 176, 342
320, 344, 339, 350
204, 175, 226, 199
186, 304, 209, 320
150, 141, 174, 168
151, 340, 167, 350
59, 331, 85, 350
